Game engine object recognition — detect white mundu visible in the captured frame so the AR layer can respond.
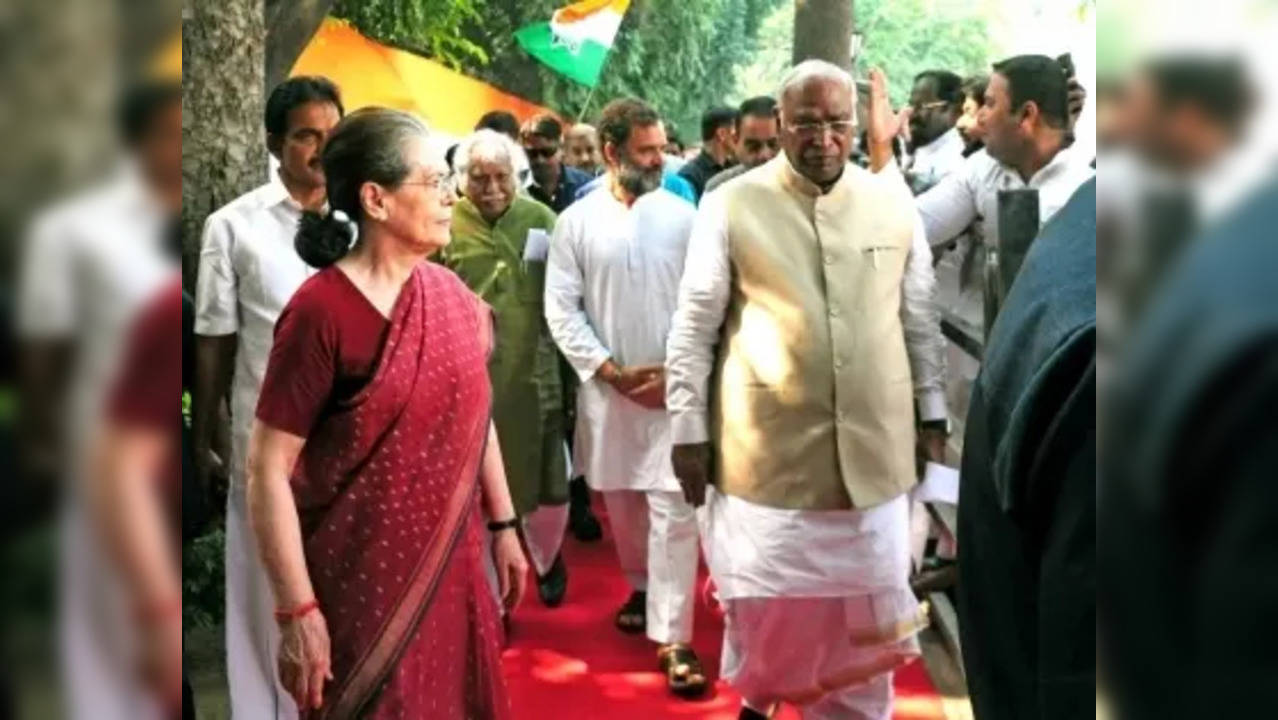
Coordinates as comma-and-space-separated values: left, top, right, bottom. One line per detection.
18, 163, 172, 720
195, 172, 316, 719
545, 184, 701, 645
667, 154, 946, 719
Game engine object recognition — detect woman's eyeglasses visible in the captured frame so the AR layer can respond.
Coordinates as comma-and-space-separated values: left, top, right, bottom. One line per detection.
402, 173, 459, 195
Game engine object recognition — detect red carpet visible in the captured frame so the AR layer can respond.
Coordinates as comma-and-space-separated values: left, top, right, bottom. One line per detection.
501, 505, 947, 719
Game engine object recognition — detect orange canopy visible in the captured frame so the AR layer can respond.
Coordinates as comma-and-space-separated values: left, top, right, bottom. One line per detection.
291, 18, 558, 139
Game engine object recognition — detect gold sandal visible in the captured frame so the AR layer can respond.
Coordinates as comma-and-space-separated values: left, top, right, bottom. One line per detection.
658, 643, 708, 698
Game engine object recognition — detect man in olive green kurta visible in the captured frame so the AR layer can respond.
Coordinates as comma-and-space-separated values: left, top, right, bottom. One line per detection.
440, 130, 570, 607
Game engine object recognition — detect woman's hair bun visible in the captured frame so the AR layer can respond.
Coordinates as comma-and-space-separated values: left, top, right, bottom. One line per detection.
296, 208, 356, 268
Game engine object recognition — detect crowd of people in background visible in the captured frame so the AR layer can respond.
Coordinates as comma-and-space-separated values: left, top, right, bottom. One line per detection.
23, 41, 1144, 720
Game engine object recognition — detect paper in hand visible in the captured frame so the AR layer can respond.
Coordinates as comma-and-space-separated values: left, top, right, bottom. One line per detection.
523, 228, 550, 262
913, 461, 960, 505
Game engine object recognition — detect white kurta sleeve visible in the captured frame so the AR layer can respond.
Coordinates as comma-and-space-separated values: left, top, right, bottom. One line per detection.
193, 212, 240, 336
916, 160, 979, 249
544, 213, 612, 382
666, 191, 732, 445
15, 212, 77, 339
901, 213, 947, 422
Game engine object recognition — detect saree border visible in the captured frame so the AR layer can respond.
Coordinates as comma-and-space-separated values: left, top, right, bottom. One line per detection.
320, 412, 489, 719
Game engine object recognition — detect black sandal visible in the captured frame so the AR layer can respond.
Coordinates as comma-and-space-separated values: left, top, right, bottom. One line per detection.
658, 643, 708, 698
614, 590, 646, 634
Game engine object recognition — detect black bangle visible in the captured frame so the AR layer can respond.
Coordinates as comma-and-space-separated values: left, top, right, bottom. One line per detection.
487, 517, 519, 533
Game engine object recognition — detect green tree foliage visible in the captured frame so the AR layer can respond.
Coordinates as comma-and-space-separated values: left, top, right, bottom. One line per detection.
737, 0, 995, 108
340, 0, 785, 141
333, 0, 489, 68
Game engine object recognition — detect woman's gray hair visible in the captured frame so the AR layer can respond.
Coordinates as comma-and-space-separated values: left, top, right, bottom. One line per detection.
454, 128, 524, 183
295, 107, 431, 268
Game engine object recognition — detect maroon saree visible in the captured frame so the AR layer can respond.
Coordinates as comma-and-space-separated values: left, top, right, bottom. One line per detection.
291, 263, 510, 719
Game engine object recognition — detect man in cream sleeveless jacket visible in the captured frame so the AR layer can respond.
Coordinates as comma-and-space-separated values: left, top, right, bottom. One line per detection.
666, 61, 948, 720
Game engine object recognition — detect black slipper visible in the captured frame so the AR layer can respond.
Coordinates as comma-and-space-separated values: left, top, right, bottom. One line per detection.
614, 590, 646, 634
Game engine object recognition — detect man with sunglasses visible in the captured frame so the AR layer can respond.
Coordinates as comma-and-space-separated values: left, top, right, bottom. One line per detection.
904, 70, 966, 194
703, 96, 782, 195
667, 60, 945, 720
522, 114, 592, 213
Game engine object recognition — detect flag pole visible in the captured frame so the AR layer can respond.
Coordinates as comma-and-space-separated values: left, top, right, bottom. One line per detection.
576, 83, 601, 123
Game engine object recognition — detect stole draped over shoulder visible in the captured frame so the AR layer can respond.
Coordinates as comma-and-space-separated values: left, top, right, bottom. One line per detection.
290, 264, 510, 719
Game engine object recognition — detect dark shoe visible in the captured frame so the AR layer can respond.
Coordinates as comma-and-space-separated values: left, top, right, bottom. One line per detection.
537, 553, 568, 608
568, 477, 603, 542
739, 708, 770, 720
614, 590, 647, 634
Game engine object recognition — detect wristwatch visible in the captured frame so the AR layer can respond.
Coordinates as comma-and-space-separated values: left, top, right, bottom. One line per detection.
920, 418, 951, 435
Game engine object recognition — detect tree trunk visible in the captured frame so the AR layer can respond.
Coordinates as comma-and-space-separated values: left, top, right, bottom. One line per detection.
792, 0, 853, 72
0, 0, 118, 276
182, 0, 267, 290
265, 0, 336, 90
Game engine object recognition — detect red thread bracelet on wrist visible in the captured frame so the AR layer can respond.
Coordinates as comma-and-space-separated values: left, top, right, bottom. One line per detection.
274, 599, 320, 624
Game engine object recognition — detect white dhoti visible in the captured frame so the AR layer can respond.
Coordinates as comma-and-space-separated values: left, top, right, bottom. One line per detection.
522, 502, 570, 576
225, 481, 298, 719
602, 490, 699, 644
702, 488, 926, 719
60, 503, 164, 720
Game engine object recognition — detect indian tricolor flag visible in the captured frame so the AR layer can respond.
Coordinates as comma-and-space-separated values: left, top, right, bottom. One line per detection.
514, 0, 630, 88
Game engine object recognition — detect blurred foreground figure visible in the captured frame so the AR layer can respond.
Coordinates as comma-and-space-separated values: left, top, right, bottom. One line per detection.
1098, 55, 1262, 342
667, 62, 944, 720
16, 80, 178, 720
957, 179, 1096, 720
89, 277, 185, 718
1101, 166, 1278, 718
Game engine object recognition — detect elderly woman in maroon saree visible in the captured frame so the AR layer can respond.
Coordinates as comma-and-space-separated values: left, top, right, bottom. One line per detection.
246, 107, 527, 719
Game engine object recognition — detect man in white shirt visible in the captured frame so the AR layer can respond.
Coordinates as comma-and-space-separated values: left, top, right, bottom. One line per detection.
192, 76, 342, 719
666, 62, 946, 720
544, 98, 707, 698
904, 70, 967, 194
18, 80, 180, 720
919, 55, 1094, 256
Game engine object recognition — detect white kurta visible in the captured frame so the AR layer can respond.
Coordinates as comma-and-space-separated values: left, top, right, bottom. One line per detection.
17, 164, 173, 720
907, 127, 967, 190
194, 174, 316, 485
545, 186, 696, 492
916, 145, 1094, 251
194, 173, 314, 720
